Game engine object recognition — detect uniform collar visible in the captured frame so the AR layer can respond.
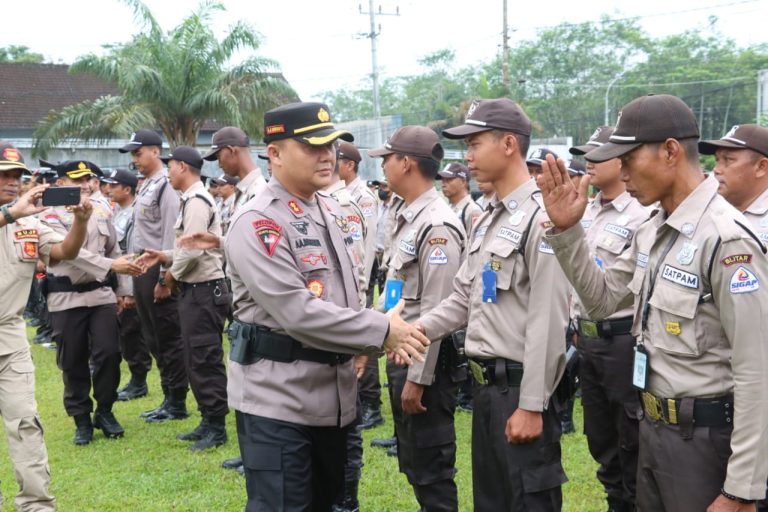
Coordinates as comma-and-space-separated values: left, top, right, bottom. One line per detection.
493, 178, 538, 216
745, 186, 768, 216
347, 176, 364, 193
236, 170, 264, 194
181, 180, 205, 200
144, 168, 167, 183
266, 176, 314, 218
453, 194, 472, 210
590, 190, 632, 213
398, 187, 439, 224
325, 180, 346, 195
664, 174, 718, 238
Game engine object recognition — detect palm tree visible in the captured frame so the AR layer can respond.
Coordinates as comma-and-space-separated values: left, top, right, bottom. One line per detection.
32, 0, 296, 157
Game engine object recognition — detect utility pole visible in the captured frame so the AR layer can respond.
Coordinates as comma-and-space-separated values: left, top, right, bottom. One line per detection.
359, 2, 399, 125
502, 0, 510, 91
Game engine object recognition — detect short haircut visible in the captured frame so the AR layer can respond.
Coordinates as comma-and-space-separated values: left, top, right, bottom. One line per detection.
409, 155, 439, 179
491, 130, 530, 158
647, 138, 699, 166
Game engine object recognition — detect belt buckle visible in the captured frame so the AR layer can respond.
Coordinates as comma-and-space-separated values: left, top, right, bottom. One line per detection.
642, 392, 662, 422
579, 320, 599, 338
666, 399, 678, 425
468, 360, 488, 386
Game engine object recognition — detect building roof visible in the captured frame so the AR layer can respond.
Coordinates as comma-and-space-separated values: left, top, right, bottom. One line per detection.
0, 63, 117, 130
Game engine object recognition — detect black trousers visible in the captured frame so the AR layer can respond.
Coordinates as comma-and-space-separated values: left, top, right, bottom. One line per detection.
237, 411, 348, 512
471, 381, 567, 512
637, 415, 732, 511
177, 282, 229, 418
578, 332, 640, 505
343, 398, 363, 483
388, 360, 459, 512
357, 355, 381, 406
50, 304, 121, 416
118, 306, 151, 379
133, 267, 188, 393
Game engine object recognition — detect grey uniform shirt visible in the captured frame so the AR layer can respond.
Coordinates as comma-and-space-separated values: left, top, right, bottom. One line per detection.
113, 202, 135, 296
42, 202, 125, 311
346, 176, 378, 288
170, 182, 225, 283
452, 194, 484, 237
575, 191, 650, 319
545, 175, 768, 499
419, 179, 570, 412
225, 177, 389, 427
383, 187, 465, 385
131, 169, 180, 269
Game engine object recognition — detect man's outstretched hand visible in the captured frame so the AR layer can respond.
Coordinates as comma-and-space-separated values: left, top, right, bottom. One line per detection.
536, 154, 591, 232
383, 300, 429, 365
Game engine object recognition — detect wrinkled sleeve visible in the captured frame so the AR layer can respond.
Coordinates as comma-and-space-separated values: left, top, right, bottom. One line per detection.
170, 198, 210, 281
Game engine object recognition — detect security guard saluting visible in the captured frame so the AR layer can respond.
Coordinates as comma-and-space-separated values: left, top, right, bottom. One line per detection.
0, 142, 94, 511
140, 146, 230, 451
119, 129, 190, 421
40, 160, 143, 444
568, 126, 650, 511
416, 99, 571, 511
540, 95, 768, 511
369, 125, 466, 511
224, 102, 429, 511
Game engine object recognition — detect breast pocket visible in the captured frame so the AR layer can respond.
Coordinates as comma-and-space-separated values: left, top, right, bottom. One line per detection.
596, 234, 628, 256
486, 238, 518, 291
648, 280, 702, 357
391, 251, 418, 300
138, 196, 160, 223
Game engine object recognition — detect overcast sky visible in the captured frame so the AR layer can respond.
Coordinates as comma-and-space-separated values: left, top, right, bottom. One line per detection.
2, 0, 767, 101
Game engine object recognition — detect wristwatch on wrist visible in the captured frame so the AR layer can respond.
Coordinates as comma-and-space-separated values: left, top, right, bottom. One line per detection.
1, 205, 15, 224
158, 273, 167, 287
720, 488, 755, 504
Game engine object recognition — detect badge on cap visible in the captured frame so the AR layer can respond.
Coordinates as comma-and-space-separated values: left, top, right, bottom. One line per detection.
317, 108, 330, 122
681, 223, 695, 236
2, 147, 21, 162
676, 241, 697, 266
466, 100, 480, 119
509, 210, 526, 226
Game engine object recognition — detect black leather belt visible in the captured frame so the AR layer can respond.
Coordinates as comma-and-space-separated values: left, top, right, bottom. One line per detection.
179, 278, 226, 290
641, 391, 733, 428
46, 275, 113, 293
229, 321, 352, 366
468, 358, 523, 387
577, 316, 633, 339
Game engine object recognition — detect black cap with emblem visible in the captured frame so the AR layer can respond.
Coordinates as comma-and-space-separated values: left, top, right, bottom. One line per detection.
160, 146, 204, 171
40, 159, 103, 179
263, 102, 353, 146
101, 168, 138, 188
0, 141, 30, 173
368, 125, 444, 163
203, 126, 250, 161
570, 126, 615, 156
119, 129, 164, 153
526, 148, 558, 166
699, 124, 768, 158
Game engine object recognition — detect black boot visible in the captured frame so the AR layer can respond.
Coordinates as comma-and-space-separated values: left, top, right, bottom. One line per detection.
370, 436, 396, 448
386, 444, 398, 457
190, 416, 227, 451
140, 388, 169, 418
73, 414, 94, 445
561, 397, 576, 434
117, 375, 148, 401
222, 457, 243, 470
93, 409, 125, 439
331, 479, 360, 512
607, 496, 634, 512
145, 388, 189, 423
177, 417, 210, 441
358, 402, 384, 430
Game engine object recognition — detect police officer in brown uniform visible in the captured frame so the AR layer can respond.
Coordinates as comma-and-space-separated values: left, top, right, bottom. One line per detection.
139, 146, 230, 450
224, 102, 429, 511
0, 142, 93, 511
438, 162, 483, 235
699, 124, 768, 512
119, 129, 190, 420
568, 126, 650, 511
103, 169, 150, 401
416, 99, 571, 511
41, 160, 142, 444
202, 126, 267, 208
539, 95, 768, 511
369, 125, 466, 511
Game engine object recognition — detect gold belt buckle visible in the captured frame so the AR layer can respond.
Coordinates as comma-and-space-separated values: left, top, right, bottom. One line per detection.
579, 320, 599, 338
666, 399, 678, 425
468, 360, 488, 386
642, 392, 662, 422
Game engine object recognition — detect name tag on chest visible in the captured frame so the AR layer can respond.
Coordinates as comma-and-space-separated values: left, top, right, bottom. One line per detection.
661, 264, 699, 289
496, 226, 522, 245
604, 223, 631, 239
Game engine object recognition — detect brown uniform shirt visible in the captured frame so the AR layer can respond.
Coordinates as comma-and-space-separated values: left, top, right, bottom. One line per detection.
0, 215, 63, 355
225, 177, 389, 427
452, 194, 483, 237
383, 187, 465, 385
42, 202, 125, 312
576, 191, 650, 319
347, 176, 378, 287
743, 186, 768, 245
325, 180, 367, 305
419, 179, 570, 412
169, 182, 224, 283
546, 175, 768, 499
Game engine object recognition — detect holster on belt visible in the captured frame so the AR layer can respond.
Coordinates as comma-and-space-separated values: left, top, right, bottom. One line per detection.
555, 344, 580, 405
228, 321, 259, 365
446, 329, 468, 383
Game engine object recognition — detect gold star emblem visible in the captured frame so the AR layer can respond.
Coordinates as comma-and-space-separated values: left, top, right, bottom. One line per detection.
317, 108, 330, 122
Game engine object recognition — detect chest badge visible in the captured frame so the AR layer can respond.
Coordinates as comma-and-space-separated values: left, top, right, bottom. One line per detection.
508, 210, 526, 226
676, 241, 697, 266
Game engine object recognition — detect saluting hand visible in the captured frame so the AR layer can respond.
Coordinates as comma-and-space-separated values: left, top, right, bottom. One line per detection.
384, 300, 429, 365
707, 495, 756, 512
506, 408, 543, 444
178, 232, 221, 250
536, 154, 591, 232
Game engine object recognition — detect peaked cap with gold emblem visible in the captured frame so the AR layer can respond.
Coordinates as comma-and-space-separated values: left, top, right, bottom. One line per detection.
263, 102, 353, 146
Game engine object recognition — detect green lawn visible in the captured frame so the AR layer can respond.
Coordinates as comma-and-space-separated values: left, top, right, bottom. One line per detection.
0, 329, 603, 511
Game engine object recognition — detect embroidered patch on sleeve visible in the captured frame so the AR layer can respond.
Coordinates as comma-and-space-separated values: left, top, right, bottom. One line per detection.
252, 219, 282, 257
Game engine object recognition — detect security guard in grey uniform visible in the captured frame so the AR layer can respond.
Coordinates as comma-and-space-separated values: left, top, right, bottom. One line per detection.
224, 102, 429, 511
119, 129, 190, 421
568, 126, 650, 511
102, 169, 150, 401
40, 160, 143, 444
0, 142, 95, 511
699, 124, 768, 512
540, 95, 768, 511
140, 146, 230, 451
416, 99, 570, 511
369, 125, 466, 511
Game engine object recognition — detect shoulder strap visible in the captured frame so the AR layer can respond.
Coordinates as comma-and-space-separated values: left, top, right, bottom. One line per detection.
518, 205, 541, 260
460, 202, 469, 227
180, 193, 216, 231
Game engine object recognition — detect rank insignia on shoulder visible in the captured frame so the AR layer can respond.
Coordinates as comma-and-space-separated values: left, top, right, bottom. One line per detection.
428, 237, 447, 245
252, 219, 282, 257
721, 254, 752, 267
287, 200, 303, 215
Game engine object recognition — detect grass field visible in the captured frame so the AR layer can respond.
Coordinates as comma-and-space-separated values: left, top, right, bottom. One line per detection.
0, 329, 604, 511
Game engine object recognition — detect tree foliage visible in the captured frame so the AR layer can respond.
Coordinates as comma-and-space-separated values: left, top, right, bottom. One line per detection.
0, 45, 44, 63
33, 0, 295, 157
